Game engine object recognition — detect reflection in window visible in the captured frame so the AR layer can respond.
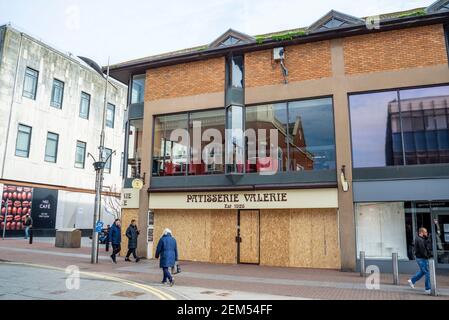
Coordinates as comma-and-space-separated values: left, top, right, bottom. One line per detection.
231, 56, 243, 88
350, 85, 449, 168
127, 119, 143, 178
288, 98, 335, 171
189, 109, 225, 175
131, 74, 145, 104
246, 104, 288, 173
153, 114, 188, 176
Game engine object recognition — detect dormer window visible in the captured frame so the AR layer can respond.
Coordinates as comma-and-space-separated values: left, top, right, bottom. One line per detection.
308, 10, 363, 33
209, 29, 255, 48
219, 36, 242, 47
426, 0, 449, 13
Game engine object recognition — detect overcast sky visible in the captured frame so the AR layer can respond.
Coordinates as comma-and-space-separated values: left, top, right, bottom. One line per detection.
0, 0, 436, 66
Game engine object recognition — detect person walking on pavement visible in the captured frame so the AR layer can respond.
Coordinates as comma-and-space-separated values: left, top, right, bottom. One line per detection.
23, 214, 33, 240
408, 227, 433, 294
155, 228, 178, 286
109, 219, 122, 264
125, 219, 140, 262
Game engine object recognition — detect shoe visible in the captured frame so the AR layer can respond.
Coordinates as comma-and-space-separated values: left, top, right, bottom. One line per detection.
170, 279, 175, 287
125, 258, 131, 262
407, 279, 415, 289
161, 281, 167, 285
424, 289, 431, 295
136, 258, 140, 263
110, 255, 117, 264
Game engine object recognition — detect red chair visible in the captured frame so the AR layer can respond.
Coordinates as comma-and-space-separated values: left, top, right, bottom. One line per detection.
164, 162, 174, 176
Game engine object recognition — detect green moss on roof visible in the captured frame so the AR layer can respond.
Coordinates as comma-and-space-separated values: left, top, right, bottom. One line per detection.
377, 7, 426, 20
255, 29, 307, 44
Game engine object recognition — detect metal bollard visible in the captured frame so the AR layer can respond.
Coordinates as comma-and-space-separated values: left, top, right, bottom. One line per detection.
392, 253, 399, 285
360, 251, 366, 277
429, 258, 437, 296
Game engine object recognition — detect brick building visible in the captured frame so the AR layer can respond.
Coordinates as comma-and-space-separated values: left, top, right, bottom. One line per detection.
111, 1, 449, 272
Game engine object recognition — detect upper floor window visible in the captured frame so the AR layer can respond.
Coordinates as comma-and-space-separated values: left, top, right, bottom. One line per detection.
44, 132, 59, 163
106, 103, 115, 128
349, 84, 449, 168
79, 92, 91, 119
104, 148, 112, 173
131, 74, 145, 104
15, 124, 32, 158
50, 79, 64, 109
227, 55, 244, 89
127, 119, 143, 179
75, 141, 86, 169
23, 67, 38, 100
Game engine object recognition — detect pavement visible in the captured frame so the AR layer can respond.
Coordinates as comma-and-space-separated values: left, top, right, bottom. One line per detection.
0, 237, 449, 300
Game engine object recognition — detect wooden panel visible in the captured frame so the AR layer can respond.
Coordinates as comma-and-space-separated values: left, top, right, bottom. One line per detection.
290, 208, 313, 268
239, 210, 260, 264
210, 210, 237, 264
120, 209, 140, 256
153, 209, 211, 262
260, 209, 290, 267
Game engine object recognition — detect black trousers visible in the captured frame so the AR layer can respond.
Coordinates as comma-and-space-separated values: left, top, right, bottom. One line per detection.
111, 244, 121, 260
105, 242, 110, 252
126, 248, 137, 259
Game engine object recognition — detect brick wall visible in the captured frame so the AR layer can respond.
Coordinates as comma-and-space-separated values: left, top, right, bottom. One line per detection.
145, 57, 225, 101
245, 41, 332, 88
343, 24, 448, 75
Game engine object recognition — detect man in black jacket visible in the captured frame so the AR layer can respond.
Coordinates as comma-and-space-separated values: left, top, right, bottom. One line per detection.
408, 227, 432, 294
125, 220, 140, 263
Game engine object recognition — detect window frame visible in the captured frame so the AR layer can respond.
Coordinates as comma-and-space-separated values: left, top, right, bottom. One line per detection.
79, 91, 91, 119
44, 131, 59, 163
22, 67, 39, 100
15, 124, 32, 158
348, 83, 449, 169
50, 78, 64, 109
75, 140, 87, 169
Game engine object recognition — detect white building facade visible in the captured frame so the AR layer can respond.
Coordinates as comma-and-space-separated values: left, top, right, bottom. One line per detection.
0, 25, 127, 235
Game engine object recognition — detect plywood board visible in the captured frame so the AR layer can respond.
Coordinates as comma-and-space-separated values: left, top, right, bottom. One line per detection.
260, 209, 290, 267
239, 210, 260, 264
210, 210, 237, 264
120, 209, 140, 256
290, 208, 313, 268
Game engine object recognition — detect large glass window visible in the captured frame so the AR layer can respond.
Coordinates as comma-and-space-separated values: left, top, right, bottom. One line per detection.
44, 132, 59, 163
79, 92, 90, 119
50, 79, 64, 109
288, 98, 335, 171
106, 103, 115, 128
153, 114, 188, 176
349, 85, 449, 168
15, 124, 32, 158
189, 109, 225, 175
127, 119, 143, 178
23, 67, 38, 100
131, 74, 145, 104
230, 56, 243, 88
75, 141, 86, 169
245, 97, 335, 173
246, 103, 288, 173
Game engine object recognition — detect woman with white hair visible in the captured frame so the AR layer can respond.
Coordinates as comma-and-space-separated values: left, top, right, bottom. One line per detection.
155, 228, 178, 286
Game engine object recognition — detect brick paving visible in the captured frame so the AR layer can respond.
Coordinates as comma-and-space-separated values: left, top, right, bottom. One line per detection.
1, 238, 449, 300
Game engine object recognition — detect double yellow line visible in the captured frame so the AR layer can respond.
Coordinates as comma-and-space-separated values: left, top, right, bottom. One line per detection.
1, 261, 176, 300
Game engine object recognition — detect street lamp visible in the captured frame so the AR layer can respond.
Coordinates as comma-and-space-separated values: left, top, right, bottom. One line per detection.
78, 56, 118, 264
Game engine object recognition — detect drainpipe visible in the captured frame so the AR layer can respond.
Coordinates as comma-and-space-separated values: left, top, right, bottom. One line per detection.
1, 29, 24, 179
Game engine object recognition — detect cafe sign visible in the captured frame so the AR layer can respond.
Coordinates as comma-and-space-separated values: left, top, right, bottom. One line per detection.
149, 188, 338, 210
121, 188, 140, 209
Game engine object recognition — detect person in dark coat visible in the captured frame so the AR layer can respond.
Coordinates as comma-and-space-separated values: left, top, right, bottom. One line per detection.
408, 227, 433, 294
109, 219, 122, 264
125, 219, 140, 262
155, 228, 178, 286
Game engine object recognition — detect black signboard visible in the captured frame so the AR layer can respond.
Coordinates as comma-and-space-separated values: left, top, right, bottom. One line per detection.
30, 188, 58, 230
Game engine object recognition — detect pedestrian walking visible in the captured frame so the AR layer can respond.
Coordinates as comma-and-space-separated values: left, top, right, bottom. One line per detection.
155, 228, 178, 286
109, 219, 122, 264
125, 219, 140, 262
408, 227, 433, 294
102, 225, 111, 252
23, 214, 33, 240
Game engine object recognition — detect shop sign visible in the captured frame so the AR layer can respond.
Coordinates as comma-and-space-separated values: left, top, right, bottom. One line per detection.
149, 188, 338, 210
121, 188, 140, 209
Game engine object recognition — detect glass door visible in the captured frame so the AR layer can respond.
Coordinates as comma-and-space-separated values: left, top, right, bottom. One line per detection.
431, 202, 449, 268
